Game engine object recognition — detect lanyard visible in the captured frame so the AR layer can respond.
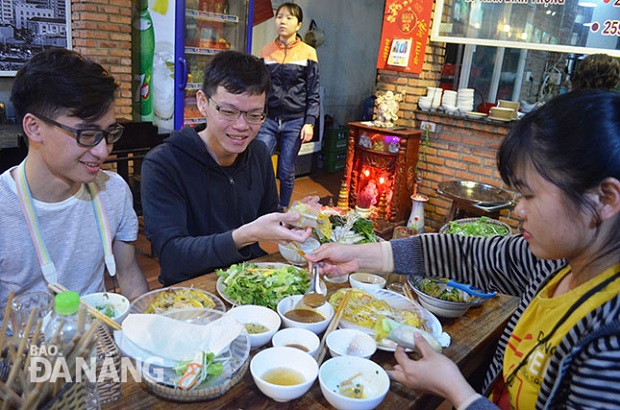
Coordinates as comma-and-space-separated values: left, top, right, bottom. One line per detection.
14, 160, 116, 285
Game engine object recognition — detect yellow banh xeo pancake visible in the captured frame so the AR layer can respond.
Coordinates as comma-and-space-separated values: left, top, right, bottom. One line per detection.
328, 288, 424, 330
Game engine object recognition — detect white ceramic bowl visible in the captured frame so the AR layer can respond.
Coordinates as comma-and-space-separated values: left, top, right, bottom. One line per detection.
277, 295, 334, 334
418, 98, 432, 111
408, 276, 488, 319
442, 104, 460, 115
349, 273, 386, 292
412, 289, 471, 318
271, 327, 320, 358
250, 346, 318, 402
225, 305, 281, 348
326, 329, 377, 359
278, 237, 320, 266
81, 292, 130, 324
319, 356, 390, 410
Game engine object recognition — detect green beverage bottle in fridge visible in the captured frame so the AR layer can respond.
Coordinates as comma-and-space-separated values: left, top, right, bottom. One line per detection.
134, 0, 155, 122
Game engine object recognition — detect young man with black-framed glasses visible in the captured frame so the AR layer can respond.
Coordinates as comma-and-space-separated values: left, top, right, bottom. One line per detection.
0, 48, 148, 317
141, 51, 312, 286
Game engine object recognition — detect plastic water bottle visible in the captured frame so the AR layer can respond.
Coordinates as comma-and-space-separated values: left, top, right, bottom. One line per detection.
44, 291, 100, 409
44, 291, 83, 348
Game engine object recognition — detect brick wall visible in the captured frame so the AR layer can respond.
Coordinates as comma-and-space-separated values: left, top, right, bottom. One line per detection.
374, 2, 519, 233
70, 0, 133, 121
413, 112, 519, 232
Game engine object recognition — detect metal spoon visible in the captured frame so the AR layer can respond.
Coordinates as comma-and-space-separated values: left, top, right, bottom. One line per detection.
302, 264, 327, 308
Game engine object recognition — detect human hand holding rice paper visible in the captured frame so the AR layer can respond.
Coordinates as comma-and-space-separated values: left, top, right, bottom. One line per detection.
287, 196, 332, 239
374, 316, 442, 353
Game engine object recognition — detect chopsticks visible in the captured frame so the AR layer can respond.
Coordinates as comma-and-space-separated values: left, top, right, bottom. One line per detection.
316, 289, 352, 365
48, 283, 122, 331
291, 241, 309, 262
403, 281, 417, 303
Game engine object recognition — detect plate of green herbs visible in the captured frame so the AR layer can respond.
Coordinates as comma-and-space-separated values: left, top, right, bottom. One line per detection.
440, 216, 511, 237
216, 262, 324, 310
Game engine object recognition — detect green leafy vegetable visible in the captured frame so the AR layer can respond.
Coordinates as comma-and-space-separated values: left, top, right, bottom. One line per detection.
96, 304, 116, 318
321, 212, 378, 244
174, 351, 223, 390
216, 263, 310, 309
446, 217, 509, 237
418, 279, 464, 302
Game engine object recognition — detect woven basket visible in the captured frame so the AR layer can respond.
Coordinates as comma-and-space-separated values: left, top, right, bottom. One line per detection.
14, 323, 119, 409
439, 217, 512, 236
144, 360, 249, 402
96, 324, 122, 404
40, 382, 88, 410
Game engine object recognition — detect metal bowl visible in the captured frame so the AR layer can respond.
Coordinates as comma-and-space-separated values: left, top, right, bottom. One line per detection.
439, 217, 512, 237
408, 276, 489, 318
437, 180, 515, 212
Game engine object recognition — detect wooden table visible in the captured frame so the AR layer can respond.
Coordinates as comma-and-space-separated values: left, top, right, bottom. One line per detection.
103, 255, 518, 409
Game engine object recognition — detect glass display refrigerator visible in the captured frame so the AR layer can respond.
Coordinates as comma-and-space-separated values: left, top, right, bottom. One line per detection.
132, 0, 254, 132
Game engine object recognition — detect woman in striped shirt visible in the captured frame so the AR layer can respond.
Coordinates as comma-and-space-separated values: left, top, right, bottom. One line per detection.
308, 90, 620, 409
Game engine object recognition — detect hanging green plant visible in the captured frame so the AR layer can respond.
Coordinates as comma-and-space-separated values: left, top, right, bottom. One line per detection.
413, 126, 430, 194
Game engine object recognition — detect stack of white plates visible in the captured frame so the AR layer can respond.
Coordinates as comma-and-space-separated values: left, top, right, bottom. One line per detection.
441, 90, 458, 115
457, 88, 475, 112
426, 87, 443, 109
442, 90, 457, 107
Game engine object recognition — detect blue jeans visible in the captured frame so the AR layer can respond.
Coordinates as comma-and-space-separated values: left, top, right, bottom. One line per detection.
256, 117, 304, 209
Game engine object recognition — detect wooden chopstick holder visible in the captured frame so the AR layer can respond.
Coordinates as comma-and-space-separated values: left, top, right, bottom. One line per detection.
316, 290, 352, 365
47, 283, 122, 331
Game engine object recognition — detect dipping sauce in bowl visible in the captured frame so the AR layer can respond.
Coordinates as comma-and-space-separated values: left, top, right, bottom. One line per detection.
244, 323, 270, 334
272, 328, 320, 357
277, 295, 334, 334
285, 343, 310, 352
262, 368, 306, 386
283, 309, 325, 323
225, 305, 281, 348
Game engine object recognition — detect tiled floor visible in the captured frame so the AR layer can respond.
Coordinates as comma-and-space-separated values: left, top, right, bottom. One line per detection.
130, 169, 345, 290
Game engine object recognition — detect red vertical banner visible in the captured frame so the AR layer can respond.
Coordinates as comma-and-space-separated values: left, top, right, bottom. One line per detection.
376, 0, 434, 74
253, 0, 274, 26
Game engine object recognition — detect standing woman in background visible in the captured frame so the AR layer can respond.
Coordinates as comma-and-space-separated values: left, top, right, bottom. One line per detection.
257, 2, 320, 211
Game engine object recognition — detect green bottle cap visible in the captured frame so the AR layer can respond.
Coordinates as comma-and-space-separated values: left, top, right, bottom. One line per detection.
54, 291, 80, 316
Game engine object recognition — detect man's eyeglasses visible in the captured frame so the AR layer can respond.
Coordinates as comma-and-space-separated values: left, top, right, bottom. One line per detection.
205, 94, 266, 124
33, 113, 124, 147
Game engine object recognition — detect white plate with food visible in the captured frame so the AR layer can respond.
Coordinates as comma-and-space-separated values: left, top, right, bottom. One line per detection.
216, 262, 325, 310
329, 288, 450, 351
129, 287, 226, 314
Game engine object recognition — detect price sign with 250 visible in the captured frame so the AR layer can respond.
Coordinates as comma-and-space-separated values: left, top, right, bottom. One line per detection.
602, 20, 620, 36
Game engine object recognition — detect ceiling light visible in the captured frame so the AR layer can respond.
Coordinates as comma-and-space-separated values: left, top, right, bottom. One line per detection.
577, 1, 597, 7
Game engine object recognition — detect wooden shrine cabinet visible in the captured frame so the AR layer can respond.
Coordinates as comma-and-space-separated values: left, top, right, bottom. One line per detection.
339, 122, 422, 233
